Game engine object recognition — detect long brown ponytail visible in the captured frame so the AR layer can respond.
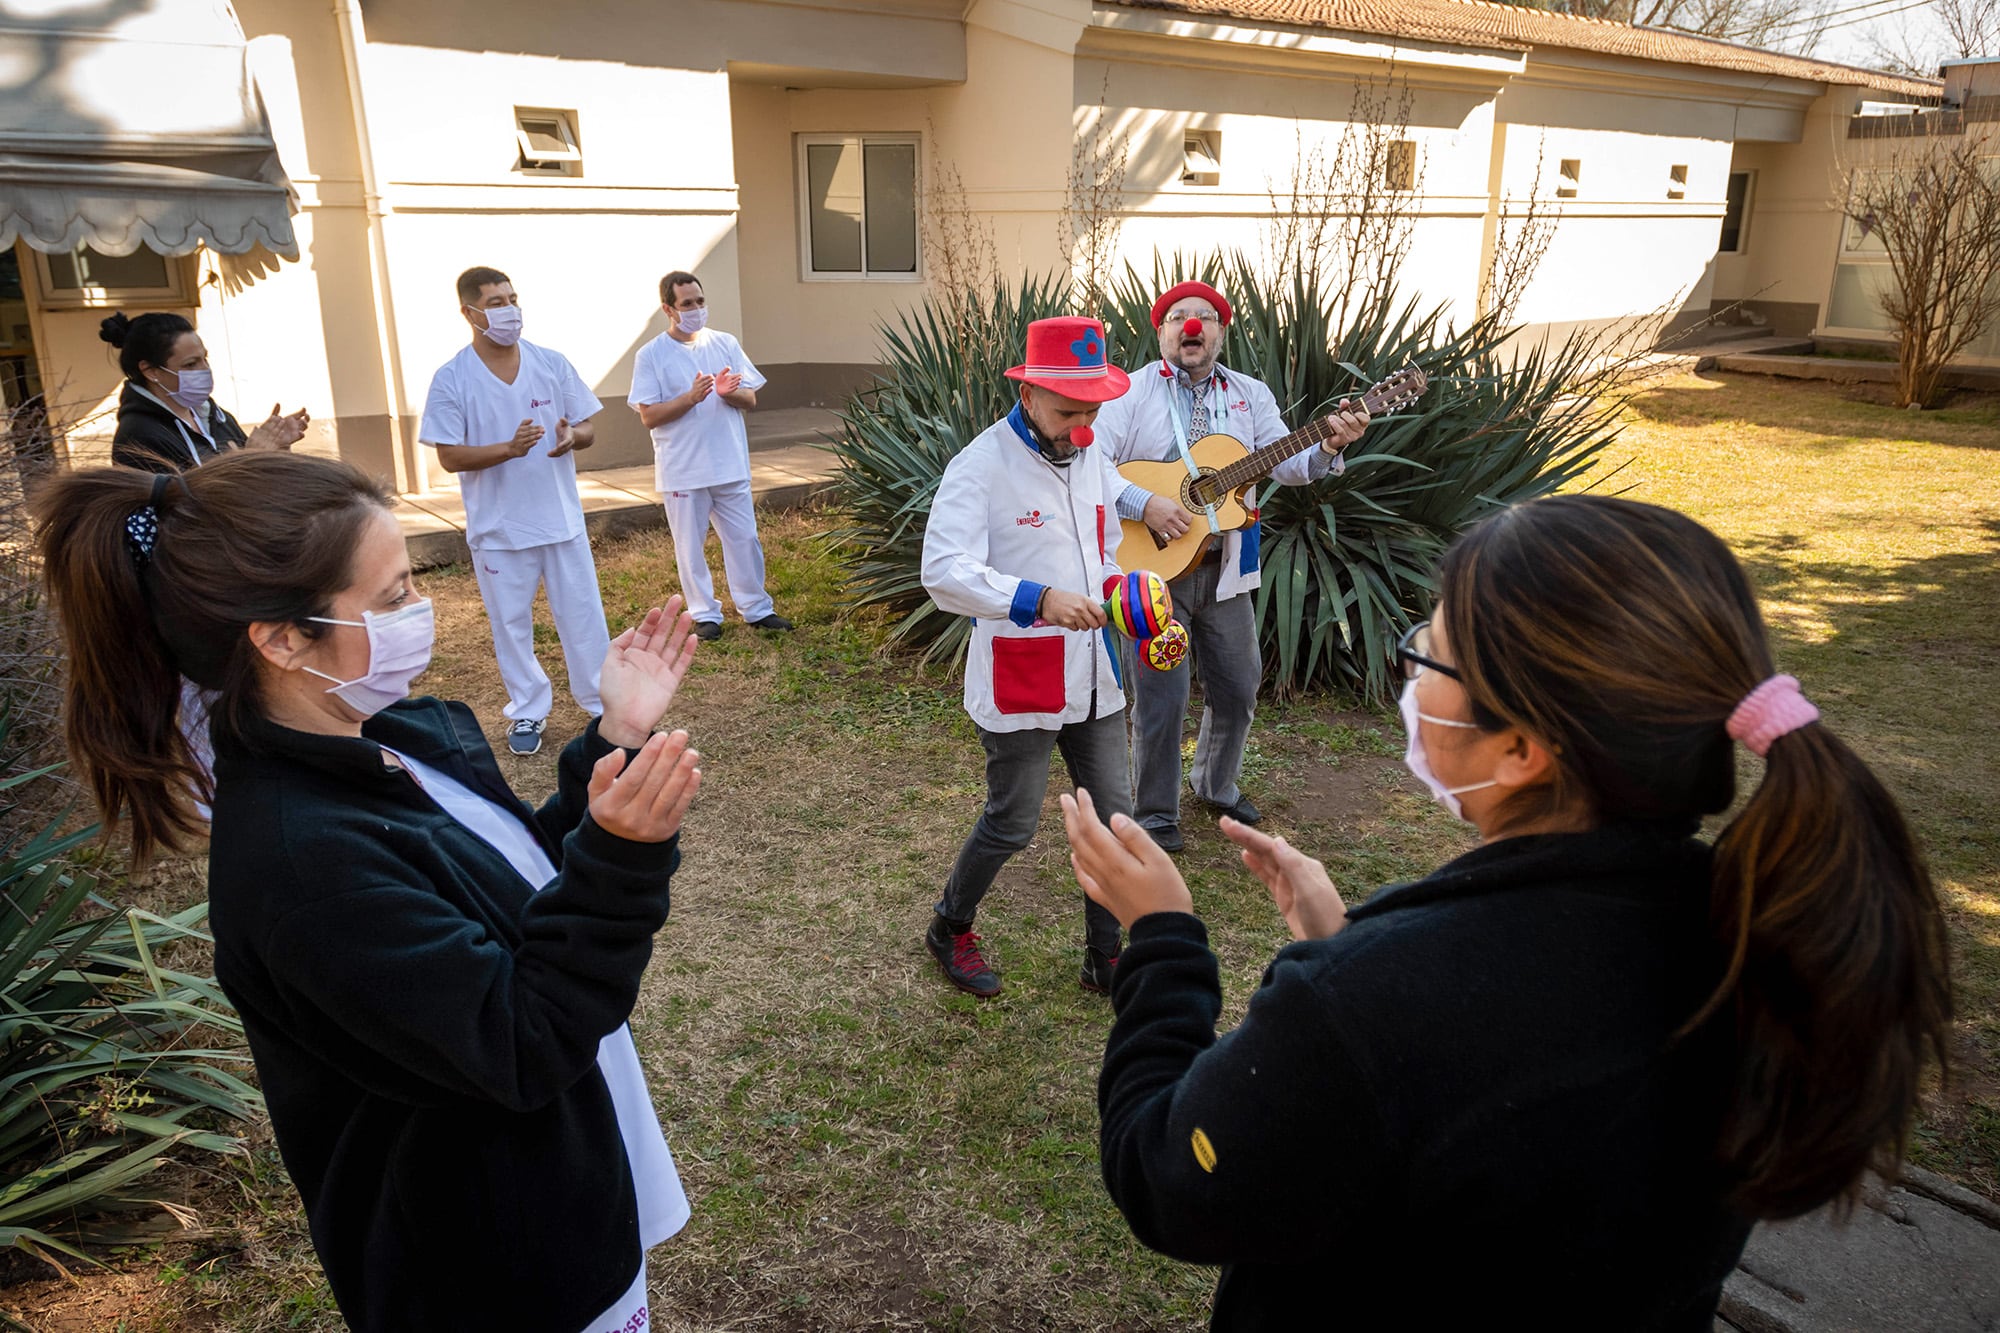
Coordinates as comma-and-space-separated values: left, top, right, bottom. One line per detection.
34, 452, 392, 865
1438, 494, 1952, 1219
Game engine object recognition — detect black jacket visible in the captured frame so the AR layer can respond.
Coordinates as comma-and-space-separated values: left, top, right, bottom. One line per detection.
208, 698, 679, 1332
1099, 824, 1752, 1331
110, 379, 245, 472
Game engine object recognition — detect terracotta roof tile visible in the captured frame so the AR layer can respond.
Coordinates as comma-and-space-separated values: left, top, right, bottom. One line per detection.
1113, 0, 1943, 101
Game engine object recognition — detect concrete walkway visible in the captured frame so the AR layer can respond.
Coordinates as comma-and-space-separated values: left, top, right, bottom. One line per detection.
395, 407, 842, 569
1719, 1168, 2000, 1332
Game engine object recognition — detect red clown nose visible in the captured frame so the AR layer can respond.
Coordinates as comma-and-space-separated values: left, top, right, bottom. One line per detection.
1070, 425, 1095, 448
1182, 318, 1204, 339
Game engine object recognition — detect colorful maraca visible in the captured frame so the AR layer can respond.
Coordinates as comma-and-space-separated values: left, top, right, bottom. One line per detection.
1104, 569, 1173, 640
1143, 619, 1191, 672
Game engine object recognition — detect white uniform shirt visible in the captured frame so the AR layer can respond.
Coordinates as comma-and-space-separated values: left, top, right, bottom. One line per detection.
418, 341, 603, 553
922, 409, 1126, 733
627, 329, 768, 493
1092, 359, 1339, 602
384, 748, 691, 1251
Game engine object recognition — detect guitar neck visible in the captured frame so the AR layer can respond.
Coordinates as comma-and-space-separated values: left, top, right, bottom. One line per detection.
1207, 412, 1357, 495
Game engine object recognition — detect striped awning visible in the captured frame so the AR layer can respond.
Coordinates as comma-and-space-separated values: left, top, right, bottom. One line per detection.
0, 1, 298, 259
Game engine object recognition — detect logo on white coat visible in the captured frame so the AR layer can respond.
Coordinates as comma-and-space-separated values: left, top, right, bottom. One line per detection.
530, 397, 553, 409
1016, 510, 1045, 528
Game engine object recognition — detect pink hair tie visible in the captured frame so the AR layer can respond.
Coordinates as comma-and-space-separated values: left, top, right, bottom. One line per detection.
1727, 675, 1820, 757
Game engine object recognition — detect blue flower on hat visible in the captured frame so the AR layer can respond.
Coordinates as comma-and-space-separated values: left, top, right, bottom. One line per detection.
1070, 329, 1105, 366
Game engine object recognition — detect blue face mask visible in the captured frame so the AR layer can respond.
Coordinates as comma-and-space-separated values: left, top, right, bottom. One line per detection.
1399, 678, 1497, 820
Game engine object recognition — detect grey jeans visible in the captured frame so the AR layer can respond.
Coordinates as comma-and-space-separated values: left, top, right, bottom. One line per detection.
1130, 555, 1261, 832
936, 710, 1128, 955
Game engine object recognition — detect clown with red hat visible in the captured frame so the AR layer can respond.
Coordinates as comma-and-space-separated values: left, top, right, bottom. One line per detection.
1090, 276, 1369, 852
918, 316, 1139, 999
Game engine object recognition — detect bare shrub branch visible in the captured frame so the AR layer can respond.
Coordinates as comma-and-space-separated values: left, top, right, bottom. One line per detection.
1482, 133, 1559, 329
1838, 123, 2000, 407
1059, 78, 1130, 317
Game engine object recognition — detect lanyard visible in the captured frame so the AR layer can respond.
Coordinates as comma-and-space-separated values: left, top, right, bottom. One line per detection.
133, 381, 211, 466
1162, 369, 1226, 535
169, 414, 206, 467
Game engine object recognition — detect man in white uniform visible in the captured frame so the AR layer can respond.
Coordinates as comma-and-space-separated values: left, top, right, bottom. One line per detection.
629, 270, 793, 642
419, 265, 612, 756
921, 316, 1133, 998
1093, 279, 1367, 849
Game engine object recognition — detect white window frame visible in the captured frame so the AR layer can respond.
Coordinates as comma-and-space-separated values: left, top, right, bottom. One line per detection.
514, 108, 582, 176
795, 133, 923, 283
1719, 170, 1756, 254
1181, 131, 1222, 187
31, 242, 196, 310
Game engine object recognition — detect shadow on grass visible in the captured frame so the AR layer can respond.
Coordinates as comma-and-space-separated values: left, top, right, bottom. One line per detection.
1733, 517, 2000, 1192
1626, 373, 2000, 451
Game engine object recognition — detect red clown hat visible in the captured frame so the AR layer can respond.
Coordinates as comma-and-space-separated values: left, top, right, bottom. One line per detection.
1150, 280, 1231, 328
1005, 317, 1131, 403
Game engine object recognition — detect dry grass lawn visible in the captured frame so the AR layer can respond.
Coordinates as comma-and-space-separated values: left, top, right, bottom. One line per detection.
6, 369, 1994, 1332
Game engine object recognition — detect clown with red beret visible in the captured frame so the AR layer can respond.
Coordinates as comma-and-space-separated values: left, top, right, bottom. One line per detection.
1090, 278, 1369, 852
919, 316, 1138, 998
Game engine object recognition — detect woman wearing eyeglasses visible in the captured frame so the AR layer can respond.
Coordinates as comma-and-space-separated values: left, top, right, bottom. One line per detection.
1062, 495, 1951, 1330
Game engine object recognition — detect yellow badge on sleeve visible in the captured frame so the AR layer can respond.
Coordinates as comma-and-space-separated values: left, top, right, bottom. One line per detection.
1191, 1127, 1217, 1173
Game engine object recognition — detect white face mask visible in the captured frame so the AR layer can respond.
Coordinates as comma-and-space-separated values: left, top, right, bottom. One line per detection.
304, 599, 435, 717
675, 306, 708, 335
475, 304, 524, 347
1399, 678, 1498, 820
154, 366, 214, 411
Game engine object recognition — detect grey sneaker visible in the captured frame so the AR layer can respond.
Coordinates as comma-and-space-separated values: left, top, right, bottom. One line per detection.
692, 621, 723, 642
506, 717, 546, 756
748, 613, 795, 633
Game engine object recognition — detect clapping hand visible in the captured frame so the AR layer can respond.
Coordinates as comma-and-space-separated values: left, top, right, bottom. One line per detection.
586, 730, 701, 844
507, 418, 545, 457
1060, 787, 1193, 928
715, 366, 743, 396
597, 596, 699, 749
246, 403, 311, 452
686, 373, 716, 406
549, 417, 577, 458
1220, 820, 1348, 940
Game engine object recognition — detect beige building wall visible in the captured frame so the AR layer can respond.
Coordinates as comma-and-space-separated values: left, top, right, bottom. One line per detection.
731, 1, 1085, 398
1709, 88, 1855, 337
21, 0, 1948, 489
1076, 45, 1502, 330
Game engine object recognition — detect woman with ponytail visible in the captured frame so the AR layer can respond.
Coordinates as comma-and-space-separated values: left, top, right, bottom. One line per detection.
1062, 494, 1952, 1330
99, 311, 309, 472
36, 450, 704, 1333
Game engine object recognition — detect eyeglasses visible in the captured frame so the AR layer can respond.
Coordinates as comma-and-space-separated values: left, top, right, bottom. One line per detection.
1166, 310, 1221, 325
1396, 620, 1460, 682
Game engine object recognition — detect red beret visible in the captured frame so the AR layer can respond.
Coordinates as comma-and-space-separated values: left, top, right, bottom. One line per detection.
1151, 281, 1231, 328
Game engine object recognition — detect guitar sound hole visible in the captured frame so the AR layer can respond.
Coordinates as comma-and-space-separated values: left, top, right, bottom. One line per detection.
1183, 469, 1221, 511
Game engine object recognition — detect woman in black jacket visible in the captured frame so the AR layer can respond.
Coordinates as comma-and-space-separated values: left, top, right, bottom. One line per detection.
1063, 495, 1952, 1330
36, 450, 703, 1332
100, 311, 309, 472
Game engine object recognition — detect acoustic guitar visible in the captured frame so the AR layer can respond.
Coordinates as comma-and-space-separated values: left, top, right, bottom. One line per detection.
1116, 364, 1428, 580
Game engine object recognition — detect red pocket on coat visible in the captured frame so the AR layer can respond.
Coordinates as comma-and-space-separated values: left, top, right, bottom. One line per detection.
992, 635, 1065, 715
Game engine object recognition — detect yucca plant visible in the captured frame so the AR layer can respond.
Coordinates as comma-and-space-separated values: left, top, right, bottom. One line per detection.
827, 254, 1627, 702
0, 717, 260, 1276
825, 273, 1073, 667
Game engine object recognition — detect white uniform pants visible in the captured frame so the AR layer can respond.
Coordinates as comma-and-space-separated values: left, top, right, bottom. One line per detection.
469, 532, 609, 722
661, 479, 774, 625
